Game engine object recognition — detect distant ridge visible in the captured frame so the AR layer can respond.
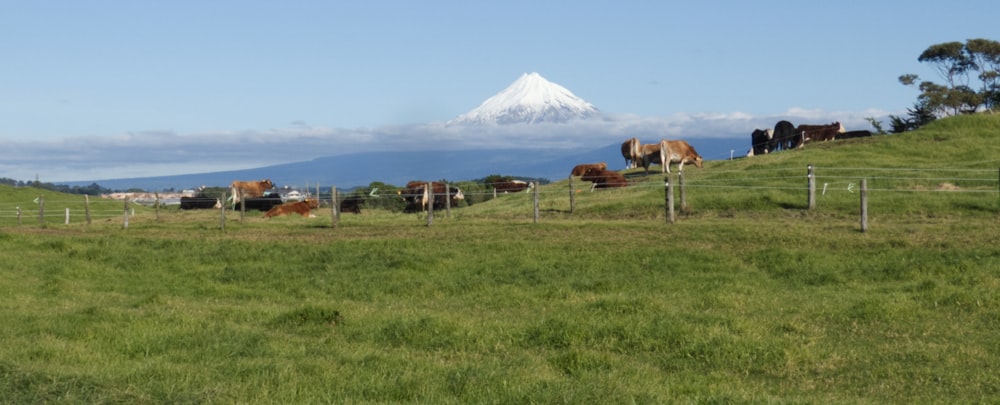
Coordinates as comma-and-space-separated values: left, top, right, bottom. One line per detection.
449, 72, 601, 125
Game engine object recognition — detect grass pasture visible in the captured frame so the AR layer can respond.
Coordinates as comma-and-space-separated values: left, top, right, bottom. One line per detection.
1, 114, 1000, 403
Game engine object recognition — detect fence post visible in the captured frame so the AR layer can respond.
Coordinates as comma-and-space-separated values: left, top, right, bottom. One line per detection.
860, 178, 868, 233
64, 208, 70, 225
807, 164, 816, 210
445, 182, 451, 219
239, 189, 246, 221
155, 192, 161, 221
219, 192, 227, 231
38, 195, 44, 226
665, 175, 675, 224
122, 197, 129, 229
331, 186, 340, 228
533, 181, 540, 224
568, 176, 575, 214
679, 171, 687, 211
425, 183, 434, 227
84, 195, 92, 225
17, 206, 22, 226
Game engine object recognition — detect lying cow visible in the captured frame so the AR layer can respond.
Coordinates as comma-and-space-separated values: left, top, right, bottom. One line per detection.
263, 198, 320, 218
180, 195, 221, 210
339, 195, 364, 214
581, 167, 628, 189
798, 122, 845, 143
488, 179, 533, 193
570, 162, 608, 177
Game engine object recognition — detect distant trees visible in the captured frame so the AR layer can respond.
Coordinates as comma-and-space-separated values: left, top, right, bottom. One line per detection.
0, 177, 112, 195
899, 38, 1000, 118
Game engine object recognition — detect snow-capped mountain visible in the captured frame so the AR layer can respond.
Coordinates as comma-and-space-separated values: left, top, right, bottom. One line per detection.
449, 72, 601, 125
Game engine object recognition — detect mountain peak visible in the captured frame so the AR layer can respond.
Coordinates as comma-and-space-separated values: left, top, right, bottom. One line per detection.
449, 72, 601, 125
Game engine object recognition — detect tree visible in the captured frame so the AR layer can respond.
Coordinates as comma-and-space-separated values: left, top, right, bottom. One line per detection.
900, 38, 1000, 116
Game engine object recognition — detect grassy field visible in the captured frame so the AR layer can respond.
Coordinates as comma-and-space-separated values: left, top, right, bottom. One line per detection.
1, 114, 999, 403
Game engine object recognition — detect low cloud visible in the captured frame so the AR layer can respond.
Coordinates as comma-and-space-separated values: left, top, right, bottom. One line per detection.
7, 109, 890, 183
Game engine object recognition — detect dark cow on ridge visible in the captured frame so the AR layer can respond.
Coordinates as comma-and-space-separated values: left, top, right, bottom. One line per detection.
797, 122, 845, 143
581, 167, 628, 189
620, 137, 641, 170
750, 128, 774, 156
772, 120, 798, 151
241, 193, 284, 211
399, 181, 465, 213
570, 162, 608, 177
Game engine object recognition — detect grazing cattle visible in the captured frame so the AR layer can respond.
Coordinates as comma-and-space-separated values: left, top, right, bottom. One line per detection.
750, 128, 774, 156
570, 162, 608, 177
620, 137, 641, 169
837, 130, 872, 139
797, 122, 845, 143
656, 140, 704, 173
638, 142, 662, 173
180, 195, 221, 210
581, 167, 628, 189
399, 181, 465, 212
339, 195, 364, 214
263, 198, 320, 218
230, 179, 274, 203
488, 179, 534, 193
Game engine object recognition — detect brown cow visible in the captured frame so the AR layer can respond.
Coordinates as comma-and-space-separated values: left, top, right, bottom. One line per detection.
230, 179, 274, 204
581, 167, 628, 189
488, 179, 533, 193
797, 122, 845, 143
638, 143, 662, 174
570, 162, 608, 177
263, 198, 320, 218
620, 137, 641, 170
657, 139, 704, 173
399, 181, 465, 212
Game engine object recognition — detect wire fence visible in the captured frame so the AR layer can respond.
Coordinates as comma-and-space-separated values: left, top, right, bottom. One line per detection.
3, 165, 998, 228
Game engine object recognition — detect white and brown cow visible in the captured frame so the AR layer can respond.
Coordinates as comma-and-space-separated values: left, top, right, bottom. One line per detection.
399, 181, 465, 212
620, 137, 641, 170
642, 140, 704, 173
570, 162, 608, 177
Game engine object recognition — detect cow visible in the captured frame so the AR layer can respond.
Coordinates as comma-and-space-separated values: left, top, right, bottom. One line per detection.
241, 194, 284, 211
339, 195, 364, 214
488, 179, 534, 193
570, 162, 608, 177
620, 137, 641, 170
180, 196, 221, 210
772, 120, 797, 151
798, 122, 845, 143
230, 179, 274, 204
638, 142, 662, 173
837, 130, 872, 139
581, 167, 628, 189
399, 181, 465, 212
750, 128, 774, 156
654, 140, 704, 173
263, 198, 320, 218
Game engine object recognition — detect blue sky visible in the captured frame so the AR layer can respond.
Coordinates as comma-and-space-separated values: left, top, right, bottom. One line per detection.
3, 0, 998, 182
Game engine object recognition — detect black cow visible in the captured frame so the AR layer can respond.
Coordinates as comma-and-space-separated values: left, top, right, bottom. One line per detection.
750, 128, 773, 156
241, 194, 284, 211
772, 120, 798, 151
180, 195, 220, 210
837, 130, 872, 139
339, 195, 364, 214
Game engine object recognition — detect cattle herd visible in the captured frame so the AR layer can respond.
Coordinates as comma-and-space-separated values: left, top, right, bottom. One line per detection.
749, 120, 871, 156
177, 121, 866, 217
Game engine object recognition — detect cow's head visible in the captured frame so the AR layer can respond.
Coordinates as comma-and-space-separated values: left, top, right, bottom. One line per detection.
449, 187, 465, 200
691, 155, 704, 168
263, 179, 274, 188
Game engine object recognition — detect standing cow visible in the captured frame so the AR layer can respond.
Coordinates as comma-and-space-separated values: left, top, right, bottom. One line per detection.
399, 181, 465, 212
772, 120, 797, 151
230, 179, 274, 204
620, 137, 641, 170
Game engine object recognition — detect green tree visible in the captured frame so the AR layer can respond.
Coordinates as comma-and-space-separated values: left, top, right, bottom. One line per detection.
900, 38, 1000, 116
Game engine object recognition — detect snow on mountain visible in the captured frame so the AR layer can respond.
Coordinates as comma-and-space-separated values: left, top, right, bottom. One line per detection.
449, 72, 601, 125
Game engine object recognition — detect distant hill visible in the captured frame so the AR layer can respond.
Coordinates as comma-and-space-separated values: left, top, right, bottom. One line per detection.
56, 137, 748, 191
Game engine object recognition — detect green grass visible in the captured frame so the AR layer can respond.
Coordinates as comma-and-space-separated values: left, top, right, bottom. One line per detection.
1, 114, 999, 403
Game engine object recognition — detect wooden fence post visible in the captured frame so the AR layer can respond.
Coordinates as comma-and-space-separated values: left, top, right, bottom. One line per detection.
568, 176, 575, 214
219, 192, 227, 231
679, 171, 687, 211
84, 195, 92, 225
154, 192, 161, 221
665, 175, 675, 224
17, 206, 22, 226
807, 164, 816, 210
533, 181, 540, 224
425, 183, 434, 227
860, 178, 868, 233
445, 182, 451, 219
239, 189, 246, 221
64, 208, 70, 225
38, 195, 44, 226
331, 186, 340, 229
122, 197, 129, 229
